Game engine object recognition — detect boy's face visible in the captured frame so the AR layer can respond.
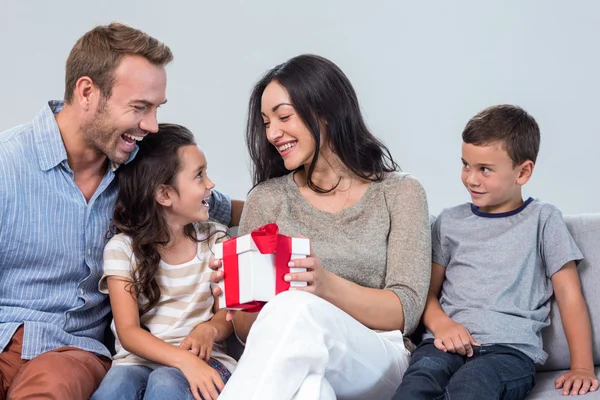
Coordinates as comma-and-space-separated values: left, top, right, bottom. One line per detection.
461, 142, 533, 214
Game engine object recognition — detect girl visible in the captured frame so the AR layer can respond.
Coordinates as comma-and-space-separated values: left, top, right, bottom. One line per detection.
211, 54, 431, 399
91, 123, 235, 400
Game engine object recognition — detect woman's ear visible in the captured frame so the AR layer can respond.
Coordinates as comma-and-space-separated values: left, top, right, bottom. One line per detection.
155, 185, 173, 207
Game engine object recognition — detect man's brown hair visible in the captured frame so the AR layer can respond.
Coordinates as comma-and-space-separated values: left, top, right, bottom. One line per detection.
462, 104, 541, 166
64, 22, 173, 104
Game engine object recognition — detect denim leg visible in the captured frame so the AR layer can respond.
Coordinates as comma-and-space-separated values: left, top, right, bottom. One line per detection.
144, 367, 195, 400
90, 365, 152, 400
445, 346, 536, 400
144, 358, 232, 400
393, 339, 465, 400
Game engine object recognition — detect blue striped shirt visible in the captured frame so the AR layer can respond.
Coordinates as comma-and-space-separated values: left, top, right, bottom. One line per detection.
0, 101, 232, 359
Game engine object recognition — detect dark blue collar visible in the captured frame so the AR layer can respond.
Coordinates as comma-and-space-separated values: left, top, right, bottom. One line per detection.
471, 197, 534, 218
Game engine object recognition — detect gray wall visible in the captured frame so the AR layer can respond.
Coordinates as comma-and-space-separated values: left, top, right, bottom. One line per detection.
1, 0, 597, 214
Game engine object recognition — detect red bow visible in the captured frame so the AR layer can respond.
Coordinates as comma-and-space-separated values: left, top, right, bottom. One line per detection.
222, 223, 292, 312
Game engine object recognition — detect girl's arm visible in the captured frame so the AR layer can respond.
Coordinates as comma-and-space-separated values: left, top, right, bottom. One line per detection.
179, 294, 233, 361
107, 276, 206, 368
107, 276, 225, 400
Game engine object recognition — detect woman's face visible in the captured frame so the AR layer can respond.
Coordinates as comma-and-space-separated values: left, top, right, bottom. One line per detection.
261, 81, 317, 171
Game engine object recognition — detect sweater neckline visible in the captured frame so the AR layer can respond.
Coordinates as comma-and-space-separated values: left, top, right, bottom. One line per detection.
285, 172, 377, 219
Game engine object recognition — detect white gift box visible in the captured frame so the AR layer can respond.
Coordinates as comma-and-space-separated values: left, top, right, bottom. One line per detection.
213, 233, 310, 310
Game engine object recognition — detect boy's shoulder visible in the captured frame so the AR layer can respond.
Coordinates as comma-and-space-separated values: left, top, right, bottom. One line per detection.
435, 202, 473, 222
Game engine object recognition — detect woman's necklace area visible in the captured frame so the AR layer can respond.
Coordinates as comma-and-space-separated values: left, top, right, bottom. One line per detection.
316, 176, 355, 213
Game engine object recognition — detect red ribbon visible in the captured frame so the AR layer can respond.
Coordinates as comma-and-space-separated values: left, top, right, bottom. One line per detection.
222, 223, 293, 312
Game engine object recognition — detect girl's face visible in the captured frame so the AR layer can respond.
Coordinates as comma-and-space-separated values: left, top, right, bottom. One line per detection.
163, 145, 215, 227
261, 81, 318, 171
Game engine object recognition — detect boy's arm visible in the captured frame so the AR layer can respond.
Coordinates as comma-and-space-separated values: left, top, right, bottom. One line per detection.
552, 261, 599, 396
423, 262, 479, 357
422, 262, 451, 331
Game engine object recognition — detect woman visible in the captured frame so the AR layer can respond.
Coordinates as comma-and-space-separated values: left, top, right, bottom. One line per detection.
213, 54, 431, 400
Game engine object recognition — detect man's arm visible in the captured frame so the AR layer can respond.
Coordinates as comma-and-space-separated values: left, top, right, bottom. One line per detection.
207, 190, 244, 228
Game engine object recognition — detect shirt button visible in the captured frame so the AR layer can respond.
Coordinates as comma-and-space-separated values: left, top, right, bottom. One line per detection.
66, 314, 71, 320
88, 248, 92, 255
79, 288, 84, 295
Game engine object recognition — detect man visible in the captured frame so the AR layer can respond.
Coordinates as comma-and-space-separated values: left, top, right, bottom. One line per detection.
0, 22, 241, 399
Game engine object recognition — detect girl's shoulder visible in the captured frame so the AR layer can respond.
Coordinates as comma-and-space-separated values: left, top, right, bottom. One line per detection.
104, 232, 134, 253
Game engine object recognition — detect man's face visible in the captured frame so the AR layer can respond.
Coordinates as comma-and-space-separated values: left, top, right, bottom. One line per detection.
81, 55, 167, 164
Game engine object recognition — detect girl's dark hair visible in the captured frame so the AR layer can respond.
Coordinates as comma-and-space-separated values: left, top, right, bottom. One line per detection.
110, 123, 199, 315
246, 54, 399, 192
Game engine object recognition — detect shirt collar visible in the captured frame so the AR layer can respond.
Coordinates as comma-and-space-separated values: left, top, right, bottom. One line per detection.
33, 101, 68, 171
33, 100, 139, 172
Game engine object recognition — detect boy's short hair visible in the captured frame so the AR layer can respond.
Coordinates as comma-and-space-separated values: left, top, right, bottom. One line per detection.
462, 105, 540, 166
64, 22, 173, 104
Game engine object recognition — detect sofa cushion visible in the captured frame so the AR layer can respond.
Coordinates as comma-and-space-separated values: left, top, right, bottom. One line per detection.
538, 214, 600, 371
527, 367, 600, 399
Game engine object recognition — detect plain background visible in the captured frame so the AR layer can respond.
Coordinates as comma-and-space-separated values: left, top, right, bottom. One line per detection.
1, 0, 597, 215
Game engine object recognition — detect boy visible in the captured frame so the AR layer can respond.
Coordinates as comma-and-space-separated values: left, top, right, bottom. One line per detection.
394, 105, 598, 399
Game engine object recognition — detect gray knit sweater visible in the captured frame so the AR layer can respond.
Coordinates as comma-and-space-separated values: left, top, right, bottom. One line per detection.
238, 171, 431, 335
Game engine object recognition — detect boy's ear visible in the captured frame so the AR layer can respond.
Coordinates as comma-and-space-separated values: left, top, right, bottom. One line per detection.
155, 184, 173, 207
516, 160, 535, 185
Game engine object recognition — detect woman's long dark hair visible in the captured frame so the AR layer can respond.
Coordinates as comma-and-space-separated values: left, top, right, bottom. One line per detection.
110, 123, 199, 315
246, 54, 399, 193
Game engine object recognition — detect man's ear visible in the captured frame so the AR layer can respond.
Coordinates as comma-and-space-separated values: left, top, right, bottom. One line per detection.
517, 160, 535, 186
155, 184, 173, 207
74, 76, 98, 111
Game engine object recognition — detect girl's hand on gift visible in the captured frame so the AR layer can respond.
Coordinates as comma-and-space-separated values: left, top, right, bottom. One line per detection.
208, 258, 236, 321
284, 247, 333, 299
180, 323, 217, 362
179, 353, 224, 400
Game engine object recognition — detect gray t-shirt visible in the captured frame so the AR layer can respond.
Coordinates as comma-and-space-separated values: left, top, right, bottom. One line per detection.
424, 198, 582, 364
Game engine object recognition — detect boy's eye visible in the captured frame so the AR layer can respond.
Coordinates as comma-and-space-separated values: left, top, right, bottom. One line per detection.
481, 167, 490, 173
196, 171, 203, 178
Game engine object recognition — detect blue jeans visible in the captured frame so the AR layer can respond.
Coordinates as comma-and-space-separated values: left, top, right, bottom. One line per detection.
91, 358, 231, 400
393, 339, 536, 400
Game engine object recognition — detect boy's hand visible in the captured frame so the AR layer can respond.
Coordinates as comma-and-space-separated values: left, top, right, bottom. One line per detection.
180, 323, 217, 362
555, 368, 599, 396
432, 319, 479, 357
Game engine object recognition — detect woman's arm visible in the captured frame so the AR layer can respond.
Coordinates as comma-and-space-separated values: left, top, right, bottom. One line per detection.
290, 177, 431, 332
